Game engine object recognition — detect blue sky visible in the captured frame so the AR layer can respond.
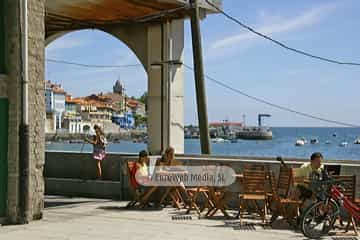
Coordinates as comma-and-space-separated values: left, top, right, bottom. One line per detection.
45, 0, 360, 127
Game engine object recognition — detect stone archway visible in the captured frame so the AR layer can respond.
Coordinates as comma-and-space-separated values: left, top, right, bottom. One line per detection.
3, 0, 226, 223
45, 21, 185, 155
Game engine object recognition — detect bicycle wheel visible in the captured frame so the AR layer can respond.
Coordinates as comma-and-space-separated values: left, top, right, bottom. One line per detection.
300, 199, 339, 239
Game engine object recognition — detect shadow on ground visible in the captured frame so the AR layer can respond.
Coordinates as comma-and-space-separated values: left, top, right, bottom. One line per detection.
45, 200, 96, 208
97, 205, 164, 212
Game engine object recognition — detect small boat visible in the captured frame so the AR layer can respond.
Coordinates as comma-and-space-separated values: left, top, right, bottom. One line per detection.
354, 138, 360, 144
332, 133, 337, 137
300, 137, 308, 144
212, 138, 225, 143
295, 139, 305, 146
325, 140, 331, 144
310, 138, 319, 144
339, 141, 348, 147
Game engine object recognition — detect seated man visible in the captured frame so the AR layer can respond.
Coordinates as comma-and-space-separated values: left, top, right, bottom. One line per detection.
293, 152, 325, 201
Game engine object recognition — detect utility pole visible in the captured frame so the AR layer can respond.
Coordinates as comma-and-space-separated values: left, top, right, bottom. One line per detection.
190, 0, 211, 154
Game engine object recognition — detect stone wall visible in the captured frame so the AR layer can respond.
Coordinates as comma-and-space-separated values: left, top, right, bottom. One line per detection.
45, 151, 360, 200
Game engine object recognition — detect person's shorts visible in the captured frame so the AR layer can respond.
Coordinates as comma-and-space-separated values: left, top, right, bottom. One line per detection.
297, 185, 313, 200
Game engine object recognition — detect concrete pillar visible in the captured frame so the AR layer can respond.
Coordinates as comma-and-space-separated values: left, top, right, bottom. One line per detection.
147, 20, 184, 154
106, 21, 184, 154
5, 0, 22, 223
27, 0, 46, 220
4, 0, 45, 222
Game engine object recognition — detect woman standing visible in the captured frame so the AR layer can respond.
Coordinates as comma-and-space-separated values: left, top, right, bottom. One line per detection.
85, 125, 107, 179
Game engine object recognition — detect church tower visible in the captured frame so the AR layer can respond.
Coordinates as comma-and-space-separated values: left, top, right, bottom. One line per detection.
113, 80, 124, 95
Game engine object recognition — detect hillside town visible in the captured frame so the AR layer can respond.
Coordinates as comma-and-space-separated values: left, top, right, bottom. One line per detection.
45, 80, 147, 135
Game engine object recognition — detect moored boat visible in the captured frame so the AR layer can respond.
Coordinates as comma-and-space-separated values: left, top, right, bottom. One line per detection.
310, 138, 319, 144
212, 138, 225, 143
339, 141, 348, 147
236, 127, 272, 140
295, 139, 305, 146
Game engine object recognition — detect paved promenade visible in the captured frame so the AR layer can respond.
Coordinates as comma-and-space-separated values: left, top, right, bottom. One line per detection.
0, 196, 358, 240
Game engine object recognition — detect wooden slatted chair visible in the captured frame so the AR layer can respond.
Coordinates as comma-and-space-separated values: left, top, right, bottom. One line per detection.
205, 186, 232, 218
237, 168, 267, 223
269, 166, 302, 226
266, 171, 277, 214
186, 186, 212, 214
126, 161, 158, 208
243, 164, 266, 172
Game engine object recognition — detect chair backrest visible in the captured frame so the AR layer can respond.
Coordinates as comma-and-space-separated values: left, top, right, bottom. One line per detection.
332, 175, 356, 201
243, 169, 266, 194
277, 166, 293, 198
243, 164, 265, 172
268, 171, 277, 196
127, 161, 139, 190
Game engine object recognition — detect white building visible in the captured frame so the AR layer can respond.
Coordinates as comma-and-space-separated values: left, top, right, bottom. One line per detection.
63, 96, 83, 134
45, 81, 66, 133
63, 115, 82, 134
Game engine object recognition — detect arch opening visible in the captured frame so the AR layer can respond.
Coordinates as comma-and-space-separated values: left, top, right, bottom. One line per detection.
45, 29, 149, 153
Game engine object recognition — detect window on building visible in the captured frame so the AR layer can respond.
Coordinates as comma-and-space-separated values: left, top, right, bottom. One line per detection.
0, 0, 5, 73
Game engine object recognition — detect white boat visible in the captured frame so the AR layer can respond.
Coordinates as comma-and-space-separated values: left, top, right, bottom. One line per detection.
339, 141, 348, 147
295, 139, 305, 146
212, 138, 225, 143
300, 137, 308, 144
325, 140, 331, 144
354, 138, 360, 144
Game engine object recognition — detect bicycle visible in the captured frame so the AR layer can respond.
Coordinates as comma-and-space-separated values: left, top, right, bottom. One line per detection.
300, 174, 360, 239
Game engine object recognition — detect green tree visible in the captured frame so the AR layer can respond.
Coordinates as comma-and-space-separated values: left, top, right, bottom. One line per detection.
134, 114, 147, 127
138, 92, 148, 112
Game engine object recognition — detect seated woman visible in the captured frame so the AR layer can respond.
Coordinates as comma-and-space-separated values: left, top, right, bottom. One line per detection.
158, 147, 191, 205
160, 146, 182, 167
135, 150, 150, 190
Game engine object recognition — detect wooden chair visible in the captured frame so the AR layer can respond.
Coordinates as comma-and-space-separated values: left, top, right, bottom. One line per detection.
268, 166, 302, 226
186, 186, 212, 214
126, 161, 158, 208
237, 168, 267, 223
332, 175, 358, 234
266, 171, 277, 214
126, 161, 141, 208
205, 186, 231, 218
159, 186, 184, 209
243, 164, 266, 172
